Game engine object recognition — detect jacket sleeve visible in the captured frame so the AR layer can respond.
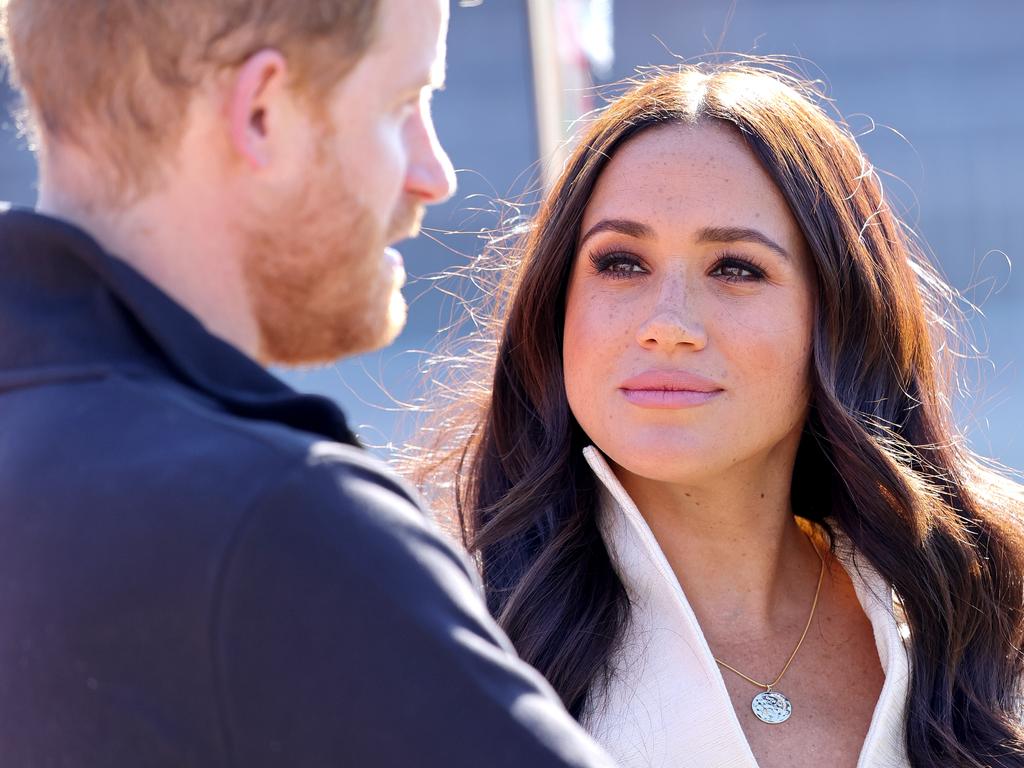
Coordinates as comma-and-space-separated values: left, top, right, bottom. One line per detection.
212, 444, 617, 768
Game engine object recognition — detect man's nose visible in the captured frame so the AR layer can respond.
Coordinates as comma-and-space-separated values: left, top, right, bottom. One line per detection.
404, 109, 457, 205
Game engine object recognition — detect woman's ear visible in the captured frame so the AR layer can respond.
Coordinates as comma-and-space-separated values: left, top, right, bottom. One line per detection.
226, 49, 290, 170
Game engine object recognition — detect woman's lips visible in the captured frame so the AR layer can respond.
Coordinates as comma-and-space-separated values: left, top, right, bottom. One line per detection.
619, 370, 723, 409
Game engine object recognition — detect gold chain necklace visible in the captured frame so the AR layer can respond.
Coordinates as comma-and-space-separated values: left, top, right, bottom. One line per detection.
713, 535, 826, 724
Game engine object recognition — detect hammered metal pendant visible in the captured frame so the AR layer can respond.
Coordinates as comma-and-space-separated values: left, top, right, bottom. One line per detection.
751, 690, 792, 724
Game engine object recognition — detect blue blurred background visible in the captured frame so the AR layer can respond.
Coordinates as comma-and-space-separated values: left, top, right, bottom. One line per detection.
3, 0, 1021, 470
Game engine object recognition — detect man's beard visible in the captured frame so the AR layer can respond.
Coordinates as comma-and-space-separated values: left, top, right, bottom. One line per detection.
240, 155, 422, 366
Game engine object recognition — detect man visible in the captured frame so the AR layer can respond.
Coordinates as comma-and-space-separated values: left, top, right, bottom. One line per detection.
0, 1, 617, 765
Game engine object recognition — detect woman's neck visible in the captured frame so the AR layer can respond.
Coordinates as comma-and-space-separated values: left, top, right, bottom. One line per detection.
613, 457, 825, 634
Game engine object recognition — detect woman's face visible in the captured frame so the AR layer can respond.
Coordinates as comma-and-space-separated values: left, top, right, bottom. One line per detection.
563, 121, 817, 486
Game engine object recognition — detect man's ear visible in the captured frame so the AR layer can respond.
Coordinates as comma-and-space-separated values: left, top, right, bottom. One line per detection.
227, 49, 290, 170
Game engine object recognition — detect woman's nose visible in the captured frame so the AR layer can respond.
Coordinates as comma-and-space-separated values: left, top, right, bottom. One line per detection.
635, 289, 708, 351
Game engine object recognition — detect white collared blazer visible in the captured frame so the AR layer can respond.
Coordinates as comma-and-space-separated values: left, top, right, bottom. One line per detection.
580, 446, 913, 767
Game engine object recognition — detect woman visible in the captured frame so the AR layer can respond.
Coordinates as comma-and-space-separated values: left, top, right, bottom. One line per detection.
415, 62, 1024, 767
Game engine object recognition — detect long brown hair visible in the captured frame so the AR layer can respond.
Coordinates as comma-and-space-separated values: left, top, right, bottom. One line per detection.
413, 62, 1024, 766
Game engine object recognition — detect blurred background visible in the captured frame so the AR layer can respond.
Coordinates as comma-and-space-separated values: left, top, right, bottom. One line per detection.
2, 0, 1022, 470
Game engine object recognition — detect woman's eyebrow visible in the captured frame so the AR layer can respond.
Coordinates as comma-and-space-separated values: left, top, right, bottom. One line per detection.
579, 220, 790, 261
697, 226, 790, 260
578, 218, 655, 249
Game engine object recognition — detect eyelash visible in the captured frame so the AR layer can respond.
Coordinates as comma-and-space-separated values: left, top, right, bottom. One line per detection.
588, 249, 768, 283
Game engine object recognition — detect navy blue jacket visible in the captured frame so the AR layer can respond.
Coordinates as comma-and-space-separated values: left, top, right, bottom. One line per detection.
0, 208, 615, 767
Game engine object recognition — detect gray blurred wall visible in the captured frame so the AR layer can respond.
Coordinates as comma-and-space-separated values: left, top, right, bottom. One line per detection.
2, 0, 1021, 470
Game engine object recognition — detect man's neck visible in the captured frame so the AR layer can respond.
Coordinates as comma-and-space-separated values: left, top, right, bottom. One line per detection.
37, 161, 261, 361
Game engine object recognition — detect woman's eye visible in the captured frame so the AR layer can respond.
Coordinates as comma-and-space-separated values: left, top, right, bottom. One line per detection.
710, 257, 765, 282
590, 252, 647, 278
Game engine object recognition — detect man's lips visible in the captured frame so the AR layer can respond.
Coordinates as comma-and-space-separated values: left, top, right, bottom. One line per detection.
384, 247, 406, 287
619, 370, 723, 409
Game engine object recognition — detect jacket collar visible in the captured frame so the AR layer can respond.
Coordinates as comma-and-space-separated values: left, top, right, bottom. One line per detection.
0, 206, 358, 445
579, 445, 911, 768
580, 445, 910, 660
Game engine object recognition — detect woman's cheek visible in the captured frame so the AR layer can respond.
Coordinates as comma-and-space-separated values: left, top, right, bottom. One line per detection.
736, 325, 813, 414
564, 291, 615, 421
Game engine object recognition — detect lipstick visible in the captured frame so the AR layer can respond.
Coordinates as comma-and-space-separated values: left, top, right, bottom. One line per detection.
619, 370, 723, 409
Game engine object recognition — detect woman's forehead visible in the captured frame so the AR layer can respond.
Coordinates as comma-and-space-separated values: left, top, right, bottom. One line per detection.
580, 122, 801, 246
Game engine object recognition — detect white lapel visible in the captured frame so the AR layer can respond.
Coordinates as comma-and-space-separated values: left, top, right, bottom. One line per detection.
581, 446, 911, 767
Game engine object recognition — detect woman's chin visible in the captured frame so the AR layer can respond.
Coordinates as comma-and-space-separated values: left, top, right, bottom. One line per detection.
597, 441, 725, 486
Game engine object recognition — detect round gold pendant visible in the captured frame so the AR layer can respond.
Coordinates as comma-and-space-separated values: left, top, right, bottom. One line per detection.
751, 690, 792, 724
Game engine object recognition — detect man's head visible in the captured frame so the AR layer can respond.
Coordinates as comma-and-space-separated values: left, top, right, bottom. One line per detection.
0, 0, 456, 364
